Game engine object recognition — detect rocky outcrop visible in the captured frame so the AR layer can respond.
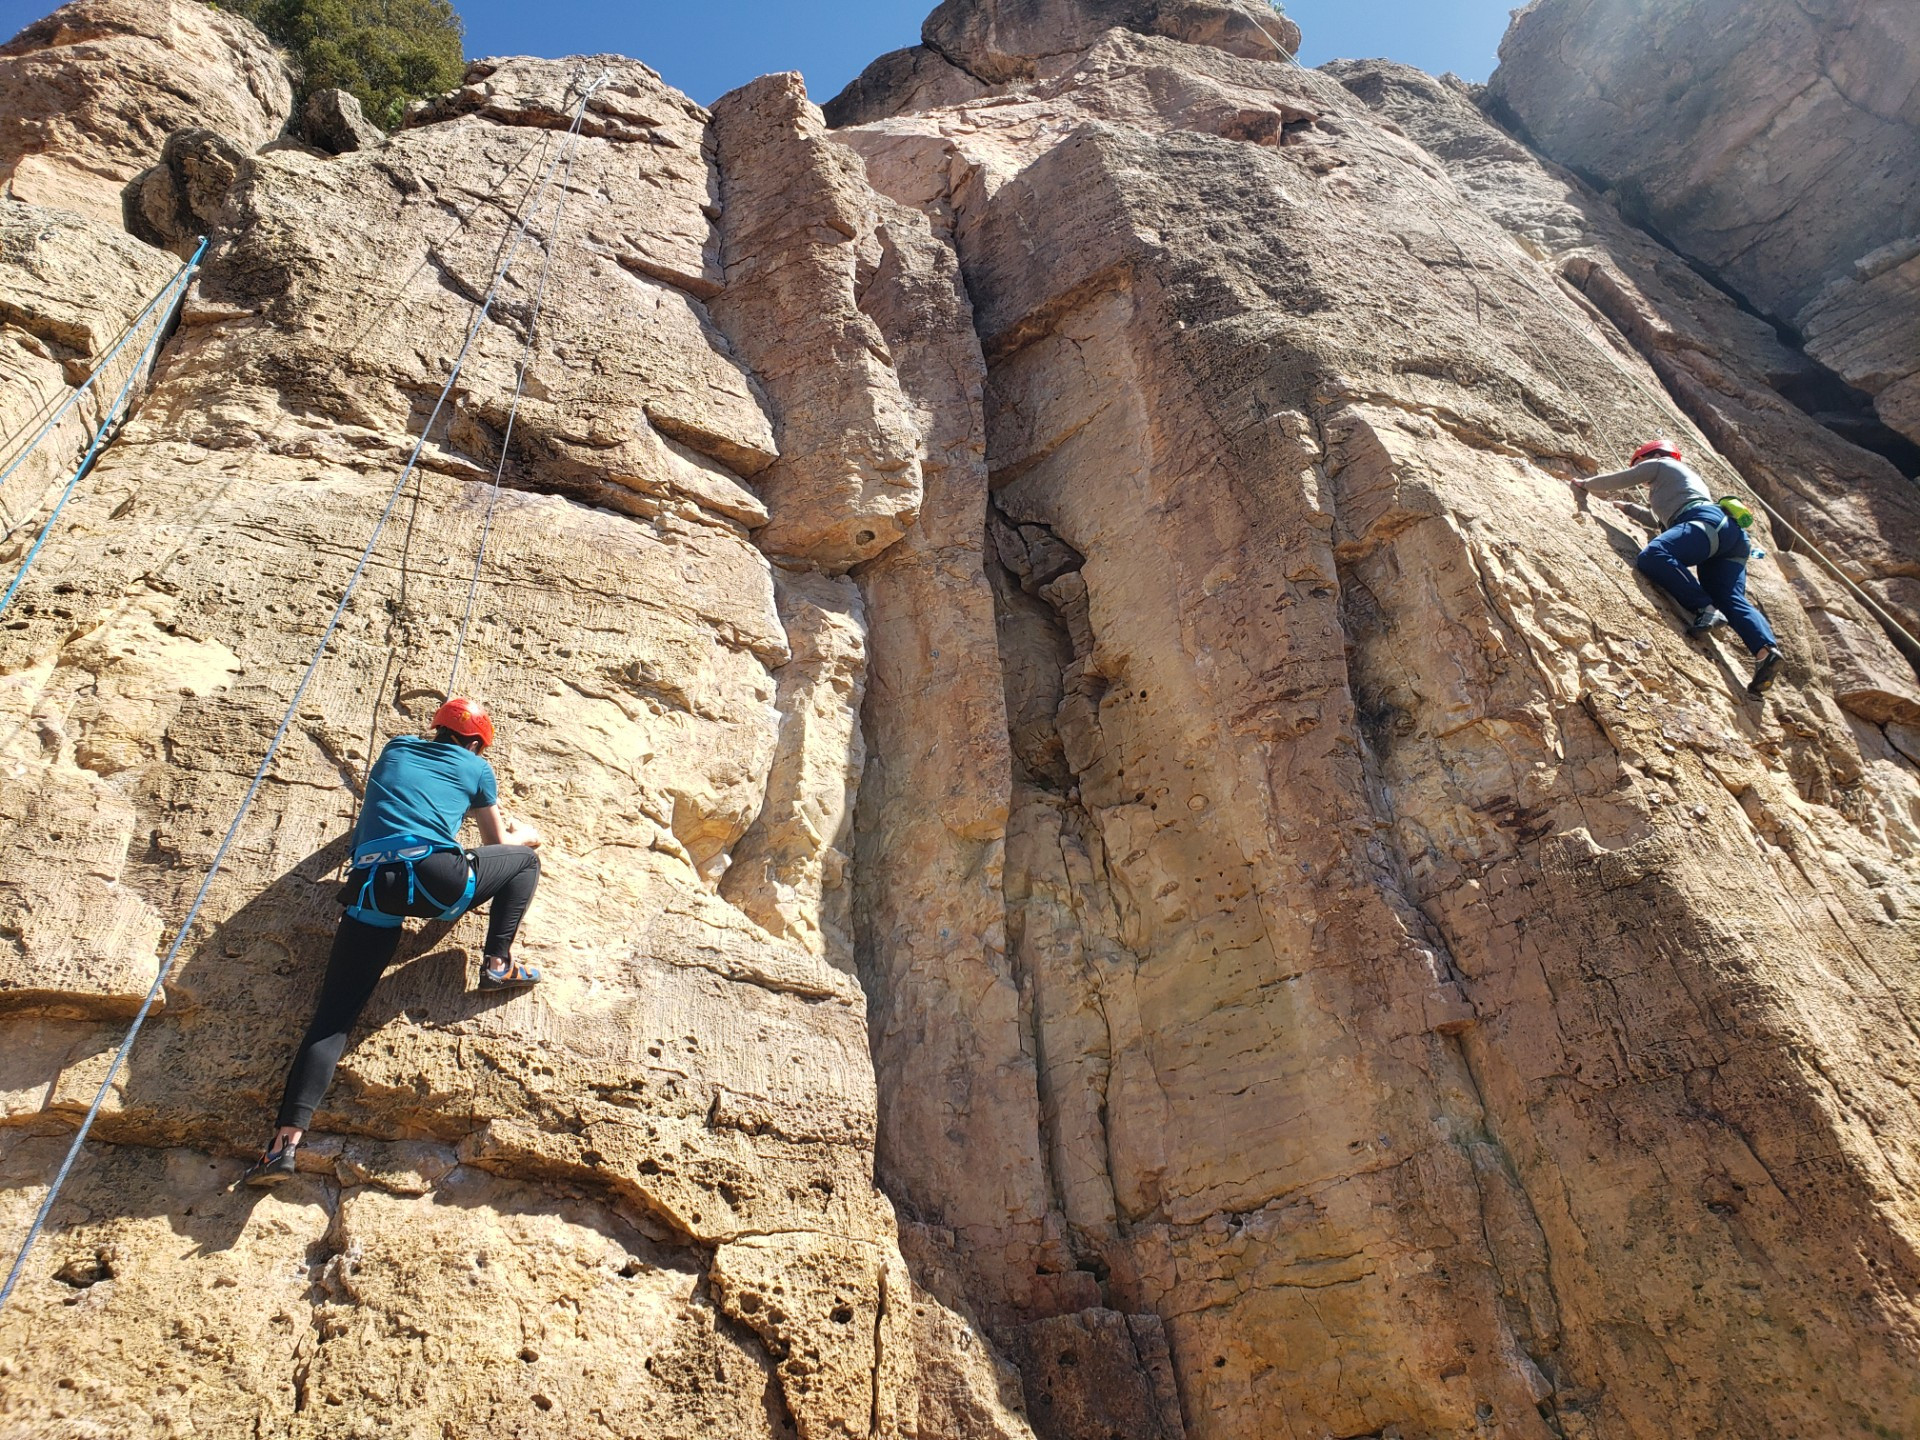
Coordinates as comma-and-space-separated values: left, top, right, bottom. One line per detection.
0, 0, 290, 224
826, 0, 1301, 127
4, 0, 1920, 1437
0, 29, 1028, 1440
839, 13, 1920, 1439
1488, 0, 1920, 448
1329, 58, 1920, 733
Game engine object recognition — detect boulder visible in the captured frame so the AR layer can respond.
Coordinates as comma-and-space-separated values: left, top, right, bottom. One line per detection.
0, 0, 290, 225
299, 86, 385, 156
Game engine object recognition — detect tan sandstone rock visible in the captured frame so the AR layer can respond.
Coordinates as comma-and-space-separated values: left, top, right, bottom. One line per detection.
4, 0, 1920, 1437
840, 10, 1920, 1437
0, 40, 1027, 1440
0, 0, 291, 225
1488, 0, 1920, 448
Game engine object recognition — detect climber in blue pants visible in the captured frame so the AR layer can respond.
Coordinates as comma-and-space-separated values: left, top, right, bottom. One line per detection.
1575, 437, 1784, 699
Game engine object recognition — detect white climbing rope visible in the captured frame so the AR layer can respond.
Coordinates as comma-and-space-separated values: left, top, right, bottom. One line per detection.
449, 69, 612, 695
0, 78, 607, 1314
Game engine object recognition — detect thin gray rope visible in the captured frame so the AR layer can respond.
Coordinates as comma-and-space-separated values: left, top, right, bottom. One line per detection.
449, 69, 610, 696
0, 239, 206, 612
1233, 9, 1916, 654
0, 85, 598, 1313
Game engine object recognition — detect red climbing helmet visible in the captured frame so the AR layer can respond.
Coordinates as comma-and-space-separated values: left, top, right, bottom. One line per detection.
1630, 437, 1682, 465
431, 696, 495, 749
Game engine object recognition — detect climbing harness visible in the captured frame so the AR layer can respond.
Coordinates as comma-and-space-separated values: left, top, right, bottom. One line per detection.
0, 76, 608, 1313
0, 238, 206, 616
1676, 502, 1727, 558
0, 237, 207, 501
344, 836, 477, 929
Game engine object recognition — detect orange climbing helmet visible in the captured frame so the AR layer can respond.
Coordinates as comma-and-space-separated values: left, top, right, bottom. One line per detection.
1631, 437, 1682, 465
432, 696, 495, 750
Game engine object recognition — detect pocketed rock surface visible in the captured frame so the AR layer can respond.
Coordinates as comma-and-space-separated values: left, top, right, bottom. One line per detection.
2, 0, 1919, 1438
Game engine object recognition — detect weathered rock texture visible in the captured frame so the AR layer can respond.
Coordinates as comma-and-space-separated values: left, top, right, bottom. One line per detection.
1329, 58, 1920, 727
834, 5, 1920, 1437
0, 0, 290, 224
1488, 0, 1920, 449
4, 0, 1920, 1437
0, 9, 1029, 1437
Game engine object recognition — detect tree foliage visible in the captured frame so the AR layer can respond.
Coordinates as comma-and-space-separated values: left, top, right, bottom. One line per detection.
216, 0, 465, 129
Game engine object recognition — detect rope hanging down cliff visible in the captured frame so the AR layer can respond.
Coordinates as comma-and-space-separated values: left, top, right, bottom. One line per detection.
0, 238, 206, 503
0, 77, 607, 1313
347, 68, 609, 873
0, 237, 207, 615
445, 90, 597, 696
1228, 0, 1920, 661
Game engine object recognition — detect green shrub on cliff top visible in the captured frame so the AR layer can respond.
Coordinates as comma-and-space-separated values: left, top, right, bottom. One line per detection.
214, 0, 465, 129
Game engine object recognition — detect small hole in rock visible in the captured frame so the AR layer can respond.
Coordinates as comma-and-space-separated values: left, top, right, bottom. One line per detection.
830, 1305, 854, 1324
519, 1348, 539, 1363
1057, 1350, 1077, 1367
855, 529, 876, 545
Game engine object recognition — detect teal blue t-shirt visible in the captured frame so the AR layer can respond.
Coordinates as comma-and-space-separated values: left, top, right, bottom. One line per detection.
354, 735, 498, 854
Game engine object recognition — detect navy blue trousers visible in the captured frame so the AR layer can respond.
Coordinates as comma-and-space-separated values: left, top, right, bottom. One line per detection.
1635, 507, 1777, 655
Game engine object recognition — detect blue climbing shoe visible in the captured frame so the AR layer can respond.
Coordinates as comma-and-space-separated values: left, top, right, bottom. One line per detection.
479, 956, 541, 991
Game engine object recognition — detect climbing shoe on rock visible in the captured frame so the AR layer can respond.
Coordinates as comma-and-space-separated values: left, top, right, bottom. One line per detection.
479, 956, 540, 991
1747, 648, 1784, 699
243, 1142, 297, 1188
1687, 606, 1727, 635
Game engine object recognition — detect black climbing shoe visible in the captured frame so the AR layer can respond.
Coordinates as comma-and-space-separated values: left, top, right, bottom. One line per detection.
1688, 606, 1727, 636
1747, 649, 1784, 699
242, 1142, 298, 1188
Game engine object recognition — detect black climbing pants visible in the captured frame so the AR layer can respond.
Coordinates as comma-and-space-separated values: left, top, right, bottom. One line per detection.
274, 844, 540, 1132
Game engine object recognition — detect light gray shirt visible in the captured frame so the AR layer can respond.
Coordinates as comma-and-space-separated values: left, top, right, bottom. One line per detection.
1580, 457, 1716, 529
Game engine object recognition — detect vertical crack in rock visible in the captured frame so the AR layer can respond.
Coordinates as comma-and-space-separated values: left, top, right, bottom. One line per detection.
0, 12, 1032, 1435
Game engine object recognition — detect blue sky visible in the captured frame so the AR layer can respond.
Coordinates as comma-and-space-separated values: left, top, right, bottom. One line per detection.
1, 2, 1518, 107
453, 1, 1519, 104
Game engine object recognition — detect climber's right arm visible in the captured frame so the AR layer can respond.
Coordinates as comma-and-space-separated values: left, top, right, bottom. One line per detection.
473, 804, 543, 850
1574, 460, 1653, 494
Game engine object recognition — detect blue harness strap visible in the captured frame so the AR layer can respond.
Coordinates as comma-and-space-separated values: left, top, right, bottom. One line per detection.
344, 834, 476, 929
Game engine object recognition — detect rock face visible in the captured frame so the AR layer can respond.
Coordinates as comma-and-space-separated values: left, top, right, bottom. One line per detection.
1488, 0, 1920, 448
3, 0, 1920, 1437
835, 9, 1920, 1438
0, 10, 1028, 1437
0, 0, 290, 223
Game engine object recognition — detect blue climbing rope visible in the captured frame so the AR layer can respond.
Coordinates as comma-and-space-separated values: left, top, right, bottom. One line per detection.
0, 80, 606, 1312
0, 237, 209, 498
0, 239, 207, 617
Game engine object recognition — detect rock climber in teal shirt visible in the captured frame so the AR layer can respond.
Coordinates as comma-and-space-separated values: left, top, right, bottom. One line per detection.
245, 697, 543, 1187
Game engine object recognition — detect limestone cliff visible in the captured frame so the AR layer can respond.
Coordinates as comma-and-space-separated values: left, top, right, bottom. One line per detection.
3, 0, 1919, 1438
